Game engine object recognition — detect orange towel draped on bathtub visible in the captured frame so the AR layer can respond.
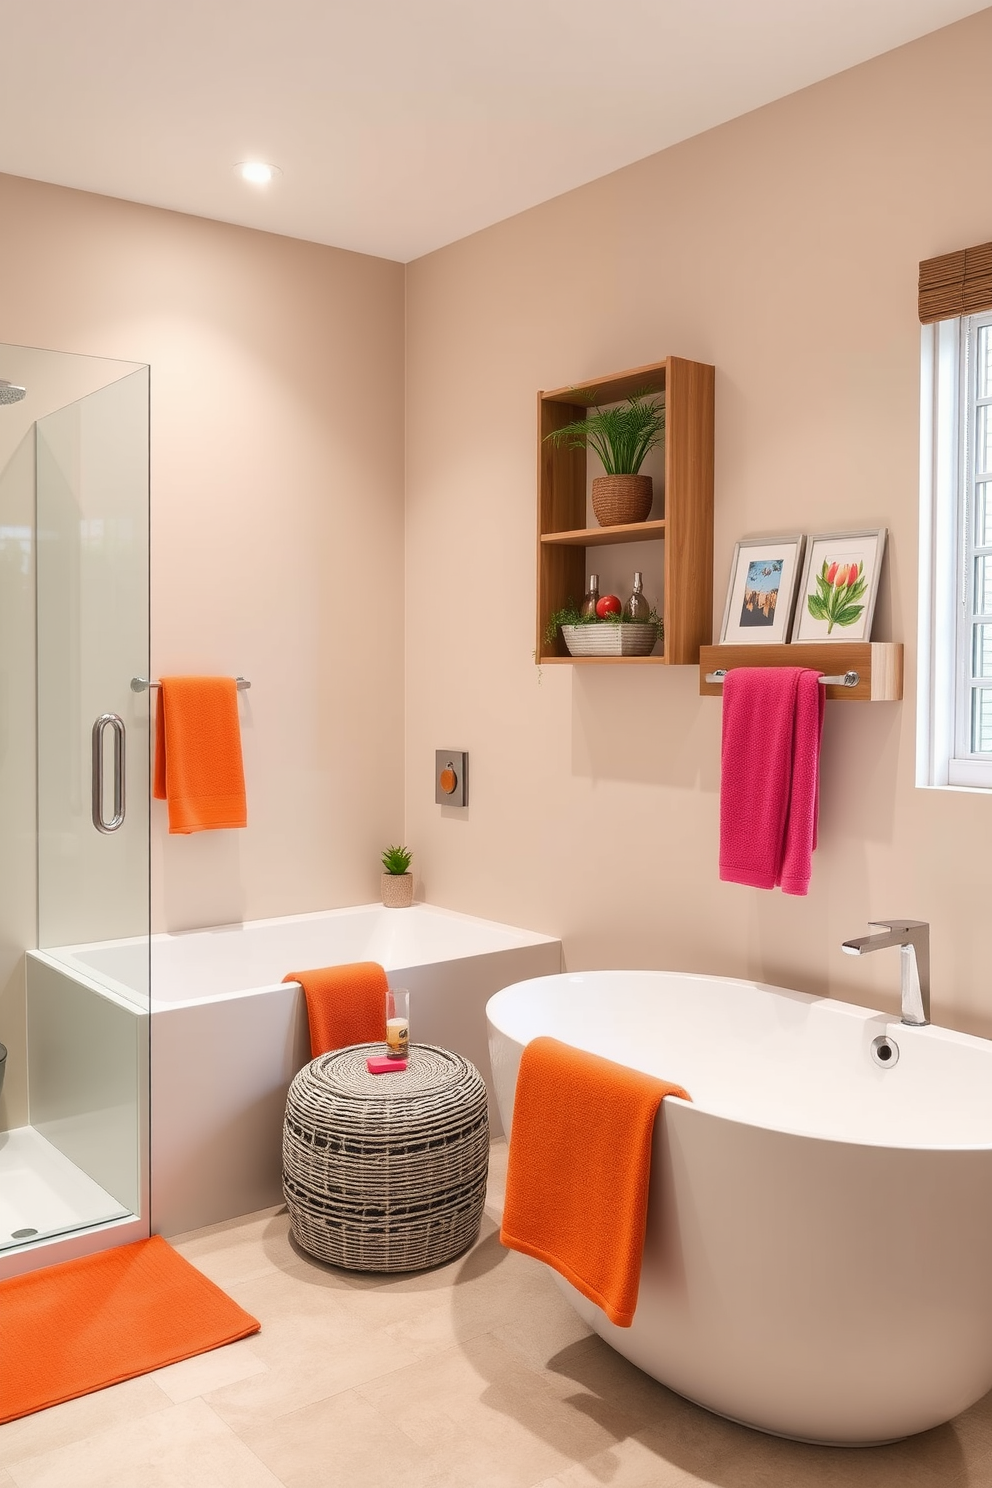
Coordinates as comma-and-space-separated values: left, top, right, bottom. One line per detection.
500, 1037, 690, 1328
153, 676, 247, 834
282, 961, 388, 1057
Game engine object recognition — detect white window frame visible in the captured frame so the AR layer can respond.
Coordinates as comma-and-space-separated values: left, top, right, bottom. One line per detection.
918, 312, 992, 790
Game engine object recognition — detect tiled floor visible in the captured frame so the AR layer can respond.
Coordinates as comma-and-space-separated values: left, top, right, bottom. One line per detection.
3, 1141, 992, 1486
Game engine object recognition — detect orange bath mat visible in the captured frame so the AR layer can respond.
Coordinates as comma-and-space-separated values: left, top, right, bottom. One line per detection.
0, 1235, 260, 1423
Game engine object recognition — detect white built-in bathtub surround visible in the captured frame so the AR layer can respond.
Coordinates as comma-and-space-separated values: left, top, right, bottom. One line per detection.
33, 903, 561, 1238
487, 970, 992, 1447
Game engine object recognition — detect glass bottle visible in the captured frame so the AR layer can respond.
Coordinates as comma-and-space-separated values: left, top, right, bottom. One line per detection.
580, 574, 600, 618
626, 571, 650, 621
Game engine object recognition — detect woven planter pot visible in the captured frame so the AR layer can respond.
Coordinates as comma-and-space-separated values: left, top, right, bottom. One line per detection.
591, 474, 653, 527
283, 1043, 490, 1272
381, 872, 413, 908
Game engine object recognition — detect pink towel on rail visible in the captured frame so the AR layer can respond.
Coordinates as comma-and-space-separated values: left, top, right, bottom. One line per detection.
719, 668, 825, 897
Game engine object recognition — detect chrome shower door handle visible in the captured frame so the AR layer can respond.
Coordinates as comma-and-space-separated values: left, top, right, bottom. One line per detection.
91, 713, 126, 833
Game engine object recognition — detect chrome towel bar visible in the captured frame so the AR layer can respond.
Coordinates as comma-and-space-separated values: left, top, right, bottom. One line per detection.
130, 676, 251, 692
705, 668, 860, 688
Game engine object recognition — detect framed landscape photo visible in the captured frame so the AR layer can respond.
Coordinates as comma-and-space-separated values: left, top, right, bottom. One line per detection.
792, 528, 886, 643
719, 535, 805, 645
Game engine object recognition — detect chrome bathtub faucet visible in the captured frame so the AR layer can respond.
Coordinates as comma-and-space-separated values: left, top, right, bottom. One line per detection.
841, 920, 931, 1027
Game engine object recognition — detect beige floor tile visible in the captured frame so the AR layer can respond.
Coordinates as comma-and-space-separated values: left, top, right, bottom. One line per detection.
488, 1280, 594, 1378
7, 1164, 991, 1488
5, 1398, 283, 1488
326, 1223, 585, 1362
0, 1376, 172, 1470
529, 1333, 692, 1430
554, 1430, 692, 1488
203, 1263, 424, 1420
355, 1331, 647, 1487
170, 1205, 296, 1287
950, 1389, 992, 1462
638, 1410, 975, 1488
151, 1338, 268, 1404
234, 1385, 441, 1488
961, 1446, 992, 1488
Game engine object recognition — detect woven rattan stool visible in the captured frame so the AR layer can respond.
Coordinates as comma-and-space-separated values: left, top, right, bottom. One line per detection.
283, 1043, 489, 1272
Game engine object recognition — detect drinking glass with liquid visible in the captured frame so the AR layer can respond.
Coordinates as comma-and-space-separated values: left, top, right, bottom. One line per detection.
386, 987, 410, 1059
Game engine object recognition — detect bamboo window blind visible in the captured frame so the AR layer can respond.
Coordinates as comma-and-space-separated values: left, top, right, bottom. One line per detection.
919, 240, 992, 323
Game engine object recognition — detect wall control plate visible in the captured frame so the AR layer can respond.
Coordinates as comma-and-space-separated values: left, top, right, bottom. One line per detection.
435, 750, 468, 807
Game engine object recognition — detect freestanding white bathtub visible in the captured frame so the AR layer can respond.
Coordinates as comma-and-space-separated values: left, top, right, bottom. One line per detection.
487, 970, 992, 1446
29, 904, 560, 1236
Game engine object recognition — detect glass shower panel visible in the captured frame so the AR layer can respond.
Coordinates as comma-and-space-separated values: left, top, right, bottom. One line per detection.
36, 370, 150, 957
26, 368, 150, 1244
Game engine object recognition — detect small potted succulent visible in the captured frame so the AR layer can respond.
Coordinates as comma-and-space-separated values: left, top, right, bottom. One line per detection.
544, 391, 665, 526
381, 844, 413, 908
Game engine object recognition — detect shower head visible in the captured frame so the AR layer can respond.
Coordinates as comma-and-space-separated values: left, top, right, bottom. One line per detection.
0, 380, 27, 405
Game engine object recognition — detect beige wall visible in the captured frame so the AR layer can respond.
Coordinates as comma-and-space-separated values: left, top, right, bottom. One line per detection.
0, 174, 406, 1128
405, 9, 992, 1036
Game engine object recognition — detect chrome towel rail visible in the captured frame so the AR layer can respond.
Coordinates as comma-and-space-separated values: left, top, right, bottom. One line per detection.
130, 676, 251, 692
705, 668, 860, 688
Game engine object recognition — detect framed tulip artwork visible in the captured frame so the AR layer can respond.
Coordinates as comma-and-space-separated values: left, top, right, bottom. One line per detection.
792, 528, 887, 643
719, 534, 805, 645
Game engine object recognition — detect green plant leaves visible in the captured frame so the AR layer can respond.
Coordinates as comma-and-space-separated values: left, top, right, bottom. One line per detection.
381, 844, 412, 874
544, 393, 665, 476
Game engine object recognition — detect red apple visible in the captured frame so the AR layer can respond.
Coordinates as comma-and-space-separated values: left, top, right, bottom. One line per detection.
596, 594, 622, 617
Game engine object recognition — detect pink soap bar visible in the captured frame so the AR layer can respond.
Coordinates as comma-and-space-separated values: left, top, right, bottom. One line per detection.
367, 1055, 408, 1074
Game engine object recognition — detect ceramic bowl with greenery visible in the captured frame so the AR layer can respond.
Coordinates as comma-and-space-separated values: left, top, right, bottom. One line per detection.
544, 603, 663, 658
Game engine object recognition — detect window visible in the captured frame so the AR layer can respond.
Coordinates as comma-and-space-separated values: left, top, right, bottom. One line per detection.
918, 311, 992, 789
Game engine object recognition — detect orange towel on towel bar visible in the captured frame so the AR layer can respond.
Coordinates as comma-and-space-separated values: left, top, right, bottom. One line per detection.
153, 676, 247, 834
283, 961, 388, 1057
500, 1037, 690, 1329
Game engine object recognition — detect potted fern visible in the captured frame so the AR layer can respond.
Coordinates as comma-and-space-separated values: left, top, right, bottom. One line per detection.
544, 392, 665, 526
381, 844, 413, 908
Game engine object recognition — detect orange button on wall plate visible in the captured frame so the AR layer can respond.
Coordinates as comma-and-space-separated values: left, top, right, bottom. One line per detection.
435, 750, 468, 807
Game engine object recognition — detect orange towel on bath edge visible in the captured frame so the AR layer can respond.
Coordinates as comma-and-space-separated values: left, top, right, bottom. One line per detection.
500, 1037, 690, 1329
153, 676, 247, 834
283, 961, 388, 1057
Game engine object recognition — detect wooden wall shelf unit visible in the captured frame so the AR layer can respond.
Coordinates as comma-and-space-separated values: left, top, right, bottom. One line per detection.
537, 357, 715, 666
698, 643, 904, 702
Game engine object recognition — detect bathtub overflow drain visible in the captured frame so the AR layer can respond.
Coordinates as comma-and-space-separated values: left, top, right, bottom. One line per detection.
870, 1035, 899, 1069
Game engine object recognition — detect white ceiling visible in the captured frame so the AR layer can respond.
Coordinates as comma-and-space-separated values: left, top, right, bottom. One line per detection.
0, 0, 985, 263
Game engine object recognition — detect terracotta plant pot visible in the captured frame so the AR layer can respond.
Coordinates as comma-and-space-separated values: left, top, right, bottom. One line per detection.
591, 474, 653, 527
381, 872, 413, 908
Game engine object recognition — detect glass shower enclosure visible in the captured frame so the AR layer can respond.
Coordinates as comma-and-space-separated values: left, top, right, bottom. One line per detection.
0, 343, 150, 1277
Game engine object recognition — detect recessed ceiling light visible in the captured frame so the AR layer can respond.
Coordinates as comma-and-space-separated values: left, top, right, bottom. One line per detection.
235, 161, 281, 186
